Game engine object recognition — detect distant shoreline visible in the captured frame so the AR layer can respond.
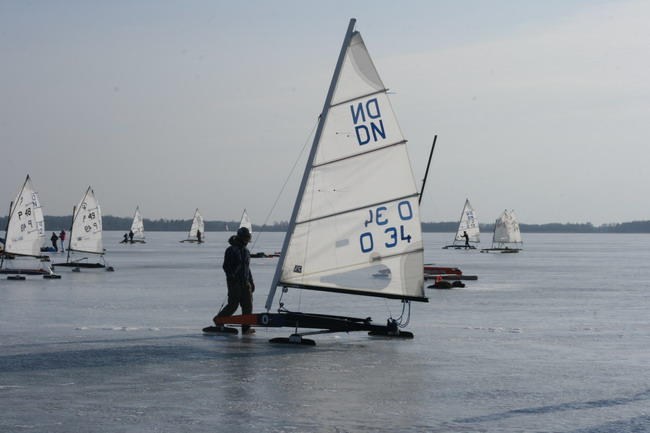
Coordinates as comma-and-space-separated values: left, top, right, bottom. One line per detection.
2, 216, 648, 234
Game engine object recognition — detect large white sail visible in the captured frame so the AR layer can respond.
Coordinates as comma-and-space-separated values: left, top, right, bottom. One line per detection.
454, 199, 480, 244
130, 207, 145, 240
186, 208, 204, 241
4, 175, 45, 257
69, 187, 103, 255
268, 22, 425, 304
238, 209, 252, 235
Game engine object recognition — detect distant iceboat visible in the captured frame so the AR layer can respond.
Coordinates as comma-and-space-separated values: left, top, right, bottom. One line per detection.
0, 175, 60, 279
53, 187, 113, 271
127, 206, 146, 243
238, 209, 252, 235
481, 209, 523, 253
238, 209, 280, 258
442, 199, 480, 250
180, 209, 205, 243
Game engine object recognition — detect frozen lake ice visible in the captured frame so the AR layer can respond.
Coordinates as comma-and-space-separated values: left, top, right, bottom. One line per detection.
1, 231, 649, 432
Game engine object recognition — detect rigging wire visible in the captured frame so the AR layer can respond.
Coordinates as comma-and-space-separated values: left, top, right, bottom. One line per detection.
250, 119, 319, 251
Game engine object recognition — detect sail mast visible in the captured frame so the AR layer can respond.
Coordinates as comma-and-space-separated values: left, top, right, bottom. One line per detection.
265, 18, 358, 311
1, 201, 12, 268
418, 135, 437, 206
66, 205, 76, 260
454, 199, 469, 242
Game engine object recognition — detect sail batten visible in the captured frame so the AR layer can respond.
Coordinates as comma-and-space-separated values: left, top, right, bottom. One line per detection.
330, 88, 386, 108
295, 193, 420, 226
266, 20, 426, 308
312, 139, 407, 169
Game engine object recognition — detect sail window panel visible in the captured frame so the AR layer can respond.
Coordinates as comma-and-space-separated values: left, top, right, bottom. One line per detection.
331, 32, 385, 106
315, 93, 404, 166
297, 145, 418, 223
281, 200, 425, 300
70, 188, 103, 254
6, 177, 45, 257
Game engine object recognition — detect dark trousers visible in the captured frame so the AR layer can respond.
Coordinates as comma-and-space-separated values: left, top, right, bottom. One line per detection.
214, 278, 253, 332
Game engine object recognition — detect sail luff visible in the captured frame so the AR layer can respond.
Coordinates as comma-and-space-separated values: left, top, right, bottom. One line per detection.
453, 199, 469, 242
265, 18, 359, 311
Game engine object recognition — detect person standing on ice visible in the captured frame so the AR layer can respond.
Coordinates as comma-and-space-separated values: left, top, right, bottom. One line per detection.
461, 230, 470, 248
214, 226, 255, 334
50, 232, 59, 252
59, 230, 66, 252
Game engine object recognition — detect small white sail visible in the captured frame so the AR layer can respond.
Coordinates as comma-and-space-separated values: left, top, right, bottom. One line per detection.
268, 23, 425, 304
184, 208, 204, 241
238, 209, 252, 235
509, 209, 523, 244
488, 209, 523, 250
4, 175, 45, 257
130, 206, 145, 240
492, 210, 511, 244
454, 199, 480, 244
69, 187, 103, 254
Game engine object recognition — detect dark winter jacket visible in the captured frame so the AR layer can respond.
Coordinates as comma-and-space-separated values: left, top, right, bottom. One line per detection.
222, 235, 253, 285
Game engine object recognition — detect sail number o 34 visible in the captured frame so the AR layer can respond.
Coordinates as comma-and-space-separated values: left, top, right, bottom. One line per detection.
360, 201, 413, 253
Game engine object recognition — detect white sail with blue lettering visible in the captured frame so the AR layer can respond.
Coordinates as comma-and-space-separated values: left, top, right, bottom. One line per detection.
270, 23, 425, 302
4, 175, 45, 257
454, 199, 480, 244
69, 187, 103, 254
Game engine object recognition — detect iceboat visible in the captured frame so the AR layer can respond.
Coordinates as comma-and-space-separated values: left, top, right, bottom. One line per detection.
0, 175, 60, 279
53, 187, 113, 271
442, 199, 480, 249
211, 19, 428, 345
180, 208, 205, 243
480, 209, 523, 253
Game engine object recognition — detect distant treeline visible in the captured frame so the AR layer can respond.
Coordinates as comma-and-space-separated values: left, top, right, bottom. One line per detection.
2, 216, 650, 234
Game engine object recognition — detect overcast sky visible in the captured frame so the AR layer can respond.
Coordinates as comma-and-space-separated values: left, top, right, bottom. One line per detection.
1, 0, 648, 226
